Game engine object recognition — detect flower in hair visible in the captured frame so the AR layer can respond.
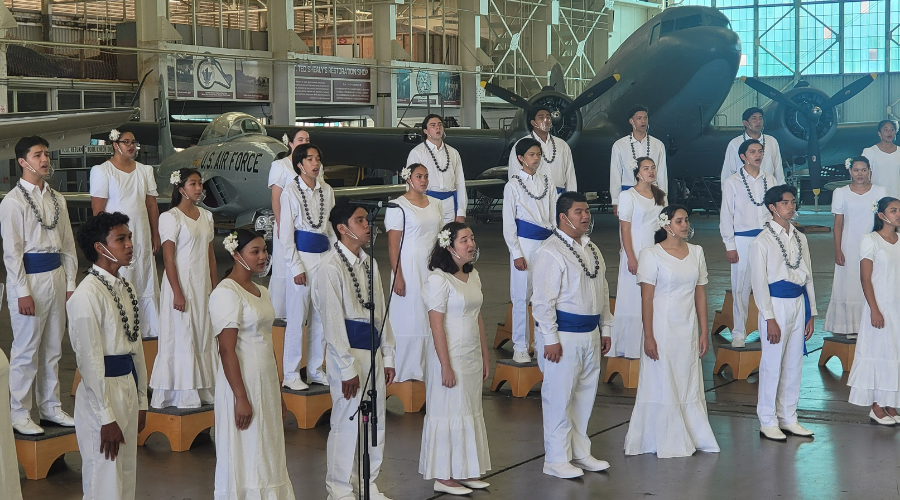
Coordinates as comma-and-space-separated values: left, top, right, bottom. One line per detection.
873, 201, 880, 214
169, 170, 182, 186
437, 229, 452, 248
282, 133, 289, 146
400, 166, 412, 181
656, 212, 670, 230
223, 231, 239, 254
845, 158, 852, 170
109, 129, 120, 142
630, 158, 638, 171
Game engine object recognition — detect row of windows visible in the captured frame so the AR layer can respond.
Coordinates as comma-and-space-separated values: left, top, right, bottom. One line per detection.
6, 90, 136, 112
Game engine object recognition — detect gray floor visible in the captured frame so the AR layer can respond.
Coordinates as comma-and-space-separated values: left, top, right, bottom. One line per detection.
6, 206, 898, 500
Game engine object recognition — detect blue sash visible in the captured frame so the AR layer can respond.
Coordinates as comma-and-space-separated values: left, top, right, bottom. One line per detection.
621, 185, 631, 192
294, 230, 329, 254
426, 190, 458, 214
556, 187, 565, 195
104, 354, 137, 386
345, 319, 381, 351
735, 229, 762, 237
515, 219, 552, 241
767, 280, 810, 355
556, 310, 602, 333
22, 253, 61, 274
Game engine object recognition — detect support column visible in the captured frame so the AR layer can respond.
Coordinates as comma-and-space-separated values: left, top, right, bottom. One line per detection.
0, 2, 16, 114
373, 1, 400, 127
136, 0, 181, 121
268, 0, 297, 125
531, 0, 552, 84
459, 0, 484, 129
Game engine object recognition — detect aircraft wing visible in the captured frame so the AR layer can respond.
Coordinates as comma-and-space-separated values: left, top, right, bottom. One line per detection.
332, 178, 505, 199
820, 122, 881, 167
0, 191, 171, 210
0, 108, 140, 161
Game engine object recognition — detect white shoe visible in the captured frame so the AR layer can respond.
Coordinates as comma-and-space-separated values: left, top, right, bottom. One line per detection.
779, 422, 814, 437
512, 350, 531, 364
307, 372, 330, 386
283, 378, 309, 391
731, 333, 746, 348
571, 455, 610, 472
433, 481, 473, 495
759, 426, 787, 441
543, 461, 584, 479
368, 486, 393, 500
12, 418, 45, 435
457, 479, 490, 489
41, 409, 75, 427
892, 414, 900, 424
869, 410, 897, 426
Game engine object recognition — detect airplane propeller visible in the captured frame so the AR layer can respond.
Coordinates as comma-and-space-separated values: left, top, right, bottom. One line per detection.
741, 73, 877, 190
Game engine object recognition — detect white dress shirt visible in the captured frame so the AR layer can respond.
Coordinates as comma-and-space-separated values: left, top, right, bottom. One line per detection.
502, 171, 558, 260
531, 231, 614, 345
720, 168, 777, 251
721, 134, 785, 185
0, 180, 78, 296
312, 242, 396, 381
279, 177, 336, 277
749, 222, 818, 321
609, 133, 668, 205
67, 265, 148, 424
508, 132, 578, 192
406, 140, 467, 217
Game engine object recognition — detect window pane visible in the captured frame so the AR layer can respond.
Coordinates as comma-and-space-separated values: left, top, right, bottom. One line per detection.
17, 92, 48, 112
83, 92, 113, 109
722, 6, 755, 77
799, 2, 839, 75
58, 91, 81, 110
115, 92, 136, 107
758, 5, 795, 76
891, 0, 900, 70
845, 0, 886, 73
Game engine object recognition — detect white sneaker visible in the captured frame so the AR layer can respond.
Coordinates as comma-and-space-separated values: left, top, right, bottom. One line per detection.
283, 378, 309, 391
433, 481, 473, 496
12, 418, 45, 435
571, 455, 610, 472
512, 350, 531, 364
307, 372, 330, 386
731, 333, 746, 348
41, 409, 75, 427
759, 426, 787, 441
543, 461, 584, 479
779, 422, 814, 437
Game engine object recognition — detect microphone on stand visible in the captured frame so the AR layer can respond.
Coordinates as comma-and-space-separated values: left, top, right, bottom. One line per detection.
350, 200, 400, 209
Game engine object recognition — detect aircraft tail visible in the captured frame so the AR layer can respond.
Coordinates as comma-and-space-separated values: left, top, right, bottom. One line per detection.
157, 73, 176, 160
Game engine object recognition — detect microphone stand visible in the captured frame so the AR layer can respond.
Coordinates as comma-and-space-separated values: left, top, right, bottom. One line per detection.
359, 207, 379, 500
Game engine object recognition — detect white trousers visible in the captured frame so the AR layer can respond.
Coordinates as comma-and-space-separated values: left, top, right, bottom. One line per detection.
536, 329, 602, 464
730, 236, 754, 338
326, 348, 386, 500
510, 238, 542, 353
284, 270, 326, 382
435, 194, 456, 224
7, 268, 65, 422
75, 375, 138, 500
137, 295, 159, 340
270, 222, 287, 320
757, 296, 806, 427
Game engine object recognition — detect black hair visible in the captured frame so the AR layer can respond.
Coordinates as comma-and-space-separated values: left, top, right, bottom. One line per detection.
628, 104, 648, 120
15, 136, 49, 162
742, 107, 764, 122
877, 119, 898, 134
738, 139, 763, 161
421, 114, 444, 131
292, 143, 322, 176
873, 197, 900, 232
286, 127, 307, 144
168, 168, 202, 207
329, 199, 366, 239
526, 106, 552, 131
77, 212, 130, 263
654, 204, 690, 244
850, 155, 870, 170
221, 228, 265, 278
428, 222, 474, 274
515, 137, 542, 160
633, 156, 666, 206
557, 191, 588, 218
406, 163, 427, 180
763, 184, 798, 216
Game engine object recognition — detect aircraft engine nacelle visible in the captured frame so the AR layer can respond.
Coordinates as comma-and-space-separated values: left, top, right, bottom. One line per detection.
514, 90, 583, 147
764, 86, 838, 155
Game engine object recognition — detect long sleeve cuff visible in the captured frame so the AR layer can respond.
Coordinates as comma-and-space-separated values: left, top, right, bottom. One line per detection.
338, 363, 359, 382
16, 284, 30, 297
761, 307, 776, 321
289, 263, 305, 277
600, 325, 611, 337
66, 280, 76, 292
97, 407, 116, 426
723, 239, 737, 251
543, 331, 560, 346
509, 243, 524, 260
382, 355, 395, 369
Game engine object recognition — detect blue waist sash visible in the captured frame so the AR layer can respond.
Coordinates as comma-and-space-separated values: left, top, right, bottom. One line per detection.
735, 229, 762, 237
104, 354, 137, 386
556, 187, 565, 195
768, 280, 810, 355
294, 230, 329, 254
426, 190, 458, 214
621, 185, 632, 192
22, 253, 61, 274
556, 310, 602, 333
516, 219, 552, 241
345, 319, 381, 351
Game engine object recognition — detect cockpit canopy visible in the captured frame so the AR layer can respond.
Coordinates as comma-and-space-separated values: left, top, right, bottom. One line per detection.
650, 7, 731, 44
198, 112, 267, 146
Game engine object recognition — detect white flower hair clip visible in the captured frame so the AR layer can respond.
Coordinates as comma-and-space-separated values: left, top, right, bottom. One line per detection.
282, 133, 289, 146
655, 212, 670, 230
873, 201, 880, 214
630, 158, 638, 171
845, 158, 853, 170
400, 166, 412, 181
109, 129, 120, 142
169, 170, 182, 186
437, 229, 452, 248
223, 231, 239, 254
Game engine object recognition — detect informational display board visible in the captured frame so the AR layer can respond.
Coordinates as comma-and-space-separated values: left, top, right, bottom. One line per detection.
294, 62, 372, 105
397, 69, 461, 107
167, 54, 271, 102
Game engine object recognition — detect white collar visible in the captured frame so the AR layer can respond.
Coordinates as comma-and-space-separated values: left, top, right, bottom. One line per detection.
297, 176, 320, 192
629, 133, 649, 144
742, 166, 763, 180
556, 228, 590, 247
769, 220, 794, 237
530, 131, 552, 144
426, 140, 444, 152
91, 264, 123, 283
337, 240, 367, 265
19, 178, 48, 194
517, 168, 541, 181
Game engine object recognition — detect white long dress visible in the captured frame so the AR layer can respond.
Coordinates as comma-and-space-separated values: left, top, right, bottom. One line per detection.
0, 348, 23, 500
864, 145, 900, 198
610, 189, 663, 358
824, 184, 886, 334
209, 280, 295, 500
419, 269, 491, 480
89, 160, 160, 338
150, 207, 217, 408
624, 244, 719, 458
384, 195, 444, 382
848, 233, 900, 407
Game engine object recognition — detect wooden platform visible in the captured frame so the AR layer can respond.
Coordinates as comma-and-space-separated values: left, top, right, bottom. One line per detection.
15, 425, 78, 480
283, 384, 332, 429
494, 303, 535, 353
385, 380, 426, 413
72, 337, 158, 396
490, 358, 542, 397
137, 404, 214, 452
712, 290, 760, 336
603, 356, 640, 389
714, 343, 762, 380
819, 336, 856, 372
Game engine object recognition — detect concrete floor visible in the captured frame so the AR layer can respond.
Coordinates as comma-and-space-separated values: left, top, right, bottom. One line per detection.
6, 206, 899, 500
